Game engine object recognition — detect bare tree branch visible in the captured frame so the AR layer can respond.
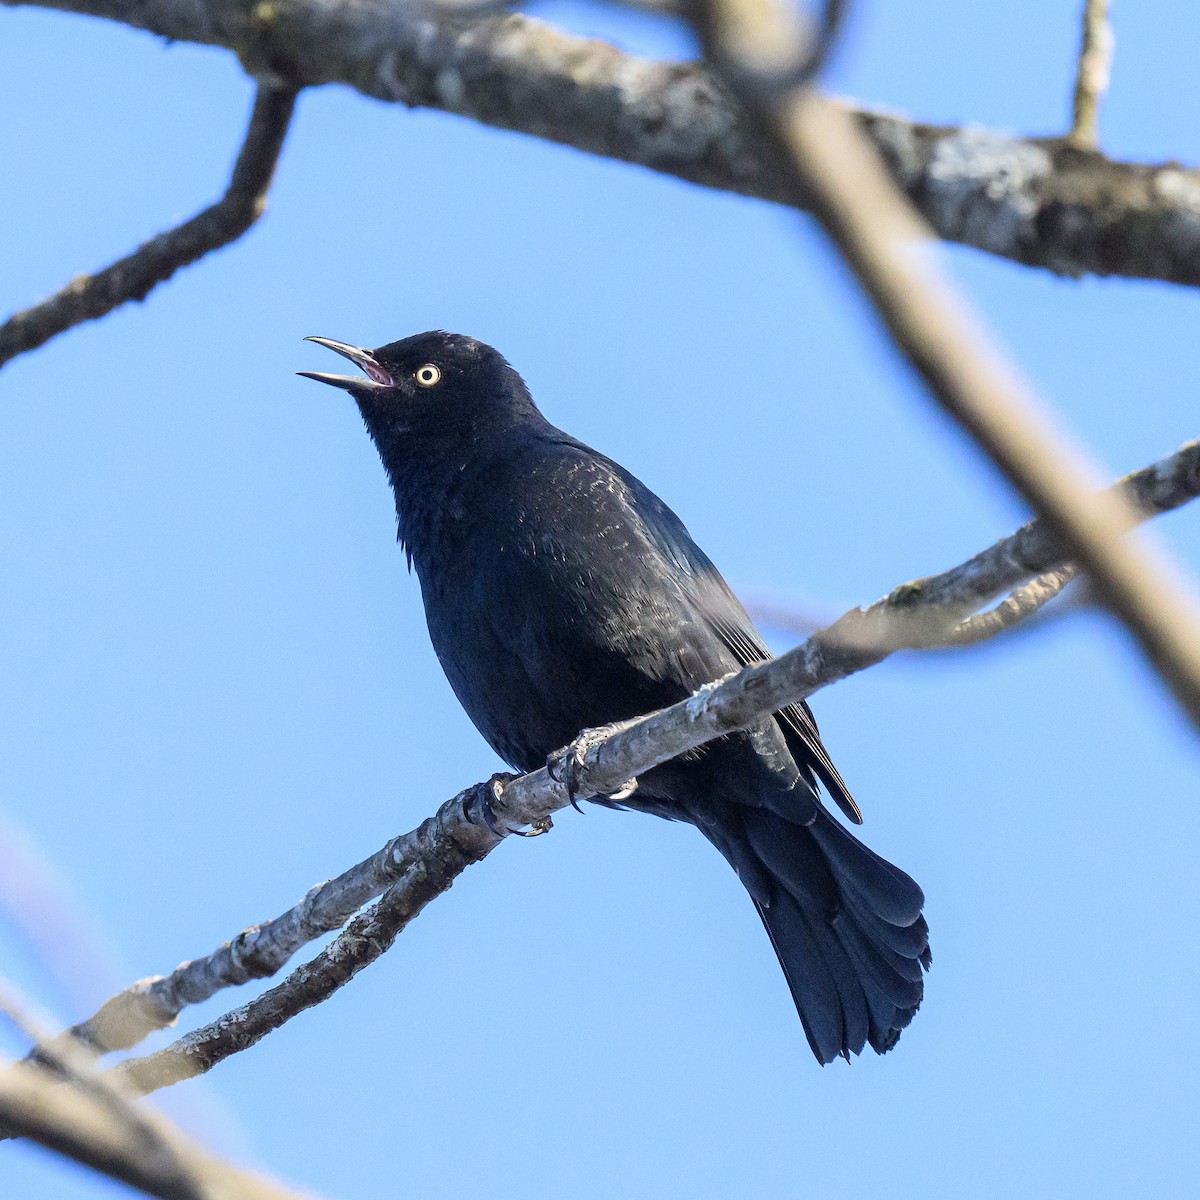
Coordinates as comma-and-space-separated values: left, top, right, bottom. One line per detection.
113, 794, 499, 1096
6, 0, 1200, 285
0, 976, 202, 1196
0, 979, 317, 1199
0, 83, 296, 370
0, 1064, 318, 1200
27, 436, 1191, 1094
1069, 0, 1113, 150
696, 1, 1200, 726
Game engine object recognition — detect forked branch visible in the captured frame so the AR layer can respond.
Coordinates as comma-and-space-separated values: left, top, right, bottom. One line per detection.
31, 438, 1199, 1096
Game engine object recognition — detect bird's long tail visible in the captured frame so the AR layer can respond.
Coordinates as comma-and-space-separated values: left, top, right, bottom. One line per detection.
705, 806, 930, 1064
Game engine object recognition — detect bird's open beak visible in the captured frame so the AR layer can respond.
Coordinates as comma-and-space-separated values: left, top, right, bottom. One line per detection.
298, 337, 394, 390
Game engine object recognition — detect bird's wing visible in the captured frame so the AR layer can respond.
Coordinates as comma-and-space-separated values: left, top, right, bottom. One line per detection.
606, 455, 864, 825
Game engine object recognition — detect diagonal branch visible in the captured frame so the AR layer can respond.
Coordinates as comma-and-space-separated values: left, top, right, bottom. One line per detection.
0, 976, 205, 1198
0, 83, 296, 370
0, 1063, 318, 1200
0, 978, 316, 1199
113, 797, 499, 1096
6, 0, 1200, 285
28, 437, 1194, 1095
696, 0, 1200, 727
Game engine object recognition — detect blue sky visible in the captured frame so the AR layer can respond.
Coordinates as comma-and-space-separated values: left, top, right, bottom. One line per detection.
2, 2, 1199, 1197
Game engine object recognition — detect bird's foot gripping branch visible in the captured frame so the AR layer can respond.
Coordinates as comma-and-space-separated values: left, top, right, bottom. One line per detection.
547, 721, 640, 813
476, 773, 551, 838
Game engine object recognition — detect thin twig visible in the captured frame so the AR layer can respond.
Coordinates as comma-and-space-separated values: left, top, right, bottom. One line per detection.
751, 567, 1081, 649
942, 566, 1078, 646
0, 84, 297, 370
47, 438, 1190, 1094
1069, 0, 1113, 150
696, 0, 1200, 726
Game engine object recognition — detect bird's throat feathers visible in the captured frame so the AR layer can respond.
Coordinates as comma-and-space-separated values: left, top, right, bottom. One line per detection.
357, 374, 545, 568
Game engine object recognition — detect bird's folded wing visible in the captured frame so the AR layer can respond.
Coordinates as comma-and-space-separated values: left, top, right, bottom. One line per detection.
606, 454, 864, 825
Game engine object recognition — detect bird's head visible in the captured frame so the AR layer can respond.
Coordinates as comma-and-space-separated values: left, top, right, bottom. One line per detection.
299, 330, 539, 456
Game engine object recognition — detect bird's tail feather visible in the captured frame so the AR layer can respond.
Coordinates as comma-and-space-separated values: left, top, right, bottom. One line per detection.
716, 807, 930, 1064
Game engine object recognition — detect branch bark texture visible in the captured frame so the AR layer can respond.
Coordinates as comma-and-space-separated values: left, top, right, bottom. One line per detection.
48, 437, 1198, 1093
6, 0, 1200, 286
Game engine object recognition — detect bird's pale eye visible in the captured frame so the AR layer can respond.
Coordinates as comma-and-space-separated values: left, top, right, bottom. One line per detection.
415, 364, 441, 388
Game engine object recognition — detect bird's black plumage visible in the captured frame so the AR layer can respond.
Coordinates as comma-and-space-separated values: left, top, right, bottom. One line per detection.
301, 330, 930, 1063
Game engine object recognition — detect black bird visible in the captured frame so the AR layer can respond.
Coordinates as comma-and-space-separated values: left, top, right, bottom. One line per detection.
301, 331, 930, 1063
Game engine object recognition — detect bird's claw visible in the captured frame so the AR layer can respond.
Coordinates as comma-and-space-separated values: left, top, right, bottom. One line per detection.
547, 728, 639, 811
474, 773, 552, 838
547, 738, 589, 811
476, 777, 509, 836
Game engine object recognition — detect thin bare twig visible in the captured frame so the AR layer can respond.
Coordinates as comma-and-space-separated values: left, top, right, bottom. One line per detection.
0, 84, 297, 370
751, 567, 1081, 649
942, 566, 1079, 646
47, 438, 1191, 1095
697, 0, 1200, 726
1069, 0, 1113, 150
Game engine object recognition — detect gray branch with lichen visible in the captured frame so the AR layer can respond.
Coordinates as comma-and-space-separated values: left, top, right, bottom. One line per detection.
5, 0, 1200, 286
32, 437, 1198, 1095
